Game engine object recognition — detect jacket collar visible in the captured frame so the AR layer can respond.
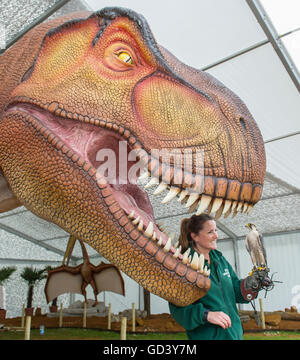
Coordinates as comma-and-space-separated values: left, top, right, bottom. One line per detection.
189, 246, 223, 261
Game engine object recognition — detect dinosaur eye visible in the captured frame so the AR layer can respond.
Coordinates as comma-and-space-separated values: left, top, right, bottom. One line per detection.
117, 51, 133, 65
103, 43, 137, 71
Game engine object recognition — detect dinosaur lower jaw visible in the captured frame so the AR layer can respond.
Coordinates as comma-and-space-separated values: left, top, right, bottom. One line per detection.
110, 183, 185, 261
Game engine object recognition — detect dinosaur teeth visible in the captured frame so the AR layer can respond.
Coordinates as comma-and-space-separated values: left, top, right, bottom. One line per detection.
202, 265, 211, 277
173, 245, 182, 259
129, 191, 253, 269
153, 182, 168, 195
182, 254, 189, 264
185, 193, 200, 208
144, 177, 159, 189
128, 210, 135, 219
178, 190, 188, 202
215, 203, 224, 220
222, 200, 232, 214
196, 195, 212, 215
132, 216, 140, 225
236, 201, 243, 212
211, 198, 223, 213
182, 248, 191, 264
190, 252, 207, 273
242, 202, 249, 213
188, 199, 200, 213
247, 204, 254, 214
128, 208, 212, 269
190, 252, 199, 270
144, 221, 154, 238
223, 207, 232, 218
158, 236, 163, 246
161, 187, 180, 204
231, 200, 238, 211
138, 219, 144, 231
163, 237, 172, 252
171, 186, 252, 220
203, 265, 210, 277
198, 253, 205, 273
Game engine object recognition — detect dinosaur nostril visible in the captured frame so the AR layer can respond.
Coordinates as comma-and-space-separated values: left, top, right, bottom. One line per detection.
21, 64, 34, 82
239, 117, 246, 132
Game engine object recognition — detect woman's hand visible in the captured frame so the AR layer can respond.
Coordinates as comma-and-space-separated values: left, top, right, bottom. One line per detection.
207, 311, 231, 329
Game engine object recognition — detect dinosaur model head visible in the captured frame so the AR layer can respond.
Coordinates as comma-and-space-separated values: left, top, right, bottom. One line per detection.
0, 7, 266, 306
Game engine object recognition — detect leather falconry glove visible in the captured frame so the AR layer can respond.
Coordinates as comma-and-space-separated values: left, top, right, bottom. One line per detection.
240, 267, 272, 301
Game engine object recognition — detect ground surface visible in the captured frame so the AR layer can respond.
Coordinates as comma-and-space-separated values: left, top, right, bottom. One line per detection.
1, 312, 300, 333
1, 313, 181, 333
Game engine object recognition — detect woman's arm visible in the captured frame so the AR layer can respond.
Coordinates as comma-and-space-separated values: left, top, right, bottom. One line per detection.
169, 301, 232, 330
168, 301, 208, 331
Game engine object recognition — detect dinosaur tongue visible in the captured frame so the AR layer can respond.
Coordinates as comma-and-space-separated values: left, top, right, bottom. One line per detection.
83, 127, 155, 223
84, 130, 155, 223
111, 184, 155, 224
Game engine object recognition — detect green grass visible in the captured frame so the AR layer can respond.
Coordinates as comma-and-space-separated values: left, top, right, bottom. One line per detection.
0, 328, 188, 340
243, 331, 300, 340
1, 328, 300, 340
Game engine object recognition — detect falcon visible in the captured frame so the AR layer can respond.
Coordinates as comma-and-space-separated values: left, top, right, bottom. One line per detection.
245, 223, 267, 269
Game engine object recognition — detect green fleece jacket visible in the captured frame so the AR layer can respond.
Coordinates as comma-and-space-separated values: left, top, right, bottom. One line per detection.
169, 248, 250, 340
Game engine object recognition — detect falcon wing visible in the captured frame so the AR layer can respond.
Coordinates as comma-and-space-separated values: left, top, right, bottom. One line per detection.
258, 233, 267, 266
245, 232, 260, 267
44, 265, 82, 303
91, 263, 125, 296
245, 236, 250, 254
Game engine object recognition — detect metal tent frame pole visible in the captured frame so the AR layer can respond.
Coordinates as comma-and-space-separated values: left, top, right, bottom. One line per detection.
246, 0, 300, 93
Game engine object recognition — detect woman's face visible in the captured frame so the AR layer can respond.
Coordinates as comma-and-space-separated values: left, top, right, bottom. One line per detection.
191, 220, 218, 251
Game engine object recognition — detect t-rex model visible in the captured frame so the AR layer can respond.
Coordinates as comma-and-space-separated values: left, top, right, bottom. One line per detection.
45, 235, 125, 305
0, 7, 266, 306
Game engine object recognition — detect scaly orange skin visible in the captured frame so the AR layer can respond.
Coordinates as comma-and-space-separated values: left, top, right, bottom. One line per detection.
0, 8, 265, 306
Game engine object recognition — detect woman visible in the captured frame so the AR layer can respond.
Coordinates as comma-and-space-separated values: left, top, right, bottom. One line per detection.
169, 214, 258, 340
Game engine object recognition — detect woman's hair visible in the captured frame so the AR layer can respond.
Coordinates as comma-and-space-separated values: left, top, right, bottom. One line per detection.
178, 214, 214, 252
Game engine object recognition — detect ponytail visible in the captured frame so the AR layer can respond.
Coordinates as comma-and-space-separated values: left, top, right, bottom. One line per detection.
178, 214, 214, 252
178, 218, 191, 253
